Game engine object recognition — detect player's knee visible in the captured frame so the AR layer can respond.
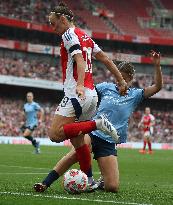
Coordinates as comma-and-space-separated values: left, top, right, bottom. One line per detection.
104, 183, 119, 193
49, 127, 64, 143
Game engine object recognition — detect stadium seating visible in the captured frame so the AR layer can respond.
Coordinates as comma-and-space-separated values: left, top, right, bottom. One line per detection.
0, 0, 173, 37
0, 56, 173, 91
161, 0, 173, 10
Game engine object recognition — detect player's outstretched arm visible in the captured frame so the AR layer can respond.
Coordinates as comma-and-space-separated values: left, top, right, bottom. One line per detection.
144, 51, 163, 98
95, 51, 127, 95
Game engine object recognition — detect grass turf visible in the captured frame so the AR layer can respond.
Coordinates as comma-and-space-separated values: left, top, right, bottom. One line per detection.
0, 144, 173, 205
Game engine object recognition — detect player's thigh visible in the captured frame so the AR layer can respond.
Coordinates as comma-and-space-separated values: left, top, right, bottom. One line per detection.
23, 128, 32, 137
97, 155, 119, 192
49, 114, 76, 141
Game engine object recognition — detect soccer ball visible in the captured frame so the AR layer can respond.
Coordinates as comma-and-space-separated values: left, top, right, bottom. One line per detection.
63, 169, 88, 194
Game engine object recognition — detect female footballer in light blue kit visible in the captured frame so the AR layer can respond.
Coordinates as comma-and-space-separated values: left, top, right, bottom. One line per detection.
21, 92, 44, 154
34, 50, 162, 192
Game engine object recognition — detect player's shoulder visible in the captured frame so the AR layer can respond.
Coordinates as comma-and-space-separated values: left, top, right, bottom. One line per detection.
63, 27, 82, 41
96, 82, 115, 92
97, 82, 114, 88
62, 28, 74, 42
129, 87, 144, 95
149, 114, 155, 119
32, 101, 38, 106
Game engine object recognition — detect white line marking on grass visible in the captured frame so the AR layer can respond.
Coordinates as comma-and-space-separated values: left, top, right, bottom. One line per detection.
0, 164, 101, 175
0, 164, 49, 170
0, 172, 48, 175
0, 192, 153, 205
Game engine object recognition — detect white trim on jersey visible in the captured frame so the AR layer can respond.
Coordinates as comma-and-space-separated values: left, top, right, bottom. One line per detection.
92, 41, 101, 55
62, 28, 82, 55
71, 49, 82, 56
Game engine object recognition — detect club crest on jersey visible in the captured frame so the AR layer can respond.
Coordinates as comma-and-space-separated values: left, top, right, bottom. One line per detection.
81, 34, 90, 41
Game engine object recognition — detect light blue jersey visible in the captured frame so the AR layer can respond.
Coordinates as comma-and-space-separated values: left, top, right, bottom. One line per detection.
24, 102, 41, 127
92, 82, 144, 143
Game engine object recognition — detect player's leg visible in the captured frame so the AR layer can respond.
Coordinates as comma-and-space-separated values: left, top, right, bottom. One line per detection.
23, 127, 40, 154
23, 128, 37, 148
147, 137, 153, 154
34, 148, 77, 192
139, 134, 147, 154
90, 134, 119, 192
97, 156, 119, 192
147, 128, 153, 154
47, 96, 95, 181
34, 135, 95, 192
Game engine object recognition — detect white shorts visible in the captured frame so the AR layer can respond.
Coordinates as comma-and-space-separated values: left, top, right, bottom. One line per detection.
144, 127, 154, 138
55, 95, 98, 121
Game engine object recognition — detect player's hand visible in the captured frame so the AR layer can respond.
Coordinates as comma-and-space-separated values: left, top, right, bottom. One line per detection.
117, 80, 128, 96
76, 85, 85, 100
150, 50, 160, 67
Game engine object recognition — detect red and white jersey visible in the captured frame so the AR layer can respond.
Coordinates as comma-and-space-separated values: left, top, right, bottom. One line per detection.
60, 27, 100, 98
141, 114, 155, 132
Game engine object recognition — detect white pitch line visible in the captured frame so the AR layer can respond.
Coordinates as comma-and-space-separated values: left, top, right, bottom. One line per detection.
0, 191, 153, 205
0, 164, 100, 174
0, 164, 49, 170
0, 172, 48, 175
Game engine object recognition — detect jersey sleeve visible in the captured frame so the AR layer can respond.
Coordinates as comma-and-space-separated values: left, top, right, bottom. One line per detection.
62, 29, 82, 57
150, 114, 155, 121
96, 82, 109, 95
34, 103, 41, 111
92, 41, 101, 55
133, 88, 144, 106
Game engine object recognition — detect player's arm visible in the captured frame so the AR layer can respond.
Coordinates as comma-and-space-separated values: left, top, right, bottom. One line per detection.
150, 115, 155, 126
95, 50, 127, 95
38, 108, 44, 123
63, 30, 85, 99
144, 51, 163, 98
21, 107, 26, 125
73, 53, 86, 99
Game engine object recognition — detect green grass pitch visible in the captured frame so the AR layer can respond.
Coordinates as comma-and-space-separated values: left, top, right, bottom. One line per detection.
0, 144, 173, 205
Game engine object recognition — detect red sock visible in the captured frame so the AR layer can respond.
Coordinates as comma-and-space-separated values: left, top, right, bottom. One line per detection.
76, 144, 91, 175
148, 141, 152, 151
63, 121, 96, 139
143, 140, 147, 150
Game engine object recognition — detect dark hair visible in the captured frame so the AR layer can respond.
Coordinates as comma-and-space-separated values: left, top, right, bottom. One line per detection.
50, 2, 74, 22
117, 61, 135, 79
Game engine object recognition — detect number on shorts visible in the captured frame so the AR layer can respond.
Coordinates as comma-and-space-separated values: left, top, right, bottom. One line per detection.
60, 96, 69, 107
83, 47, 92, 73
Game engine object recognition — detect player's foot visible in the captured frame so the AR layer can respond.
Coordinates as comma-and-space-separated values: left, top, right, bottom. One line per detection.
139, 149, 146, 154
96, 114, 120, 143
96, 177, 104, 190
35, 142, 41, 154
147, 150, 153, 154
85, 181, 98, 192
33, 183, 47, 192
